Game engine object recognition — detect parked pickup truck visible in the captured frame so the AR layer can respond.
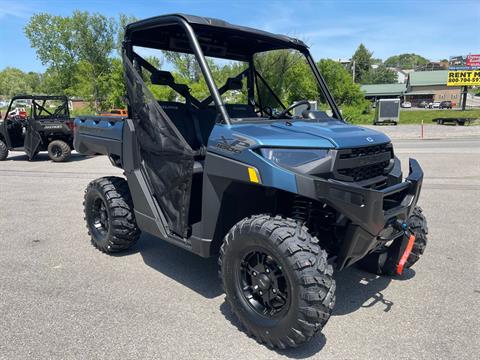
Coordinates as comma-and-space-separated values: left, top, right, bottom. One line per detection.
73, 13, 429, 349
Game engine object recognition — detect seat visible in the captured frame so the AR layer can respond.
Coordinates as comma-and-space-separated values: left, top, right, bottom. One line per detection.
191, 107, 218, 146
157, 101, 199, 149
225, 104, 257, 119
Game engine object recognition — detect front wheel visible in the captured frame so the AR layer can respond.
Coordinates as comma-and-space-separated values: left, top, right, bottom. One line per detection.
219, 215, 335, 349
48, 140, 71, 162
84, 176, 140, 253
0, 140, 8, 161
404, 207, 428, 268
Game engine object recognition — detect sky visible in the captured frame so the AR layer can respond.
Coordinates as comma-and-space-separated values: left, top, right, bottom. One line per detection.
0, 0, 478, 73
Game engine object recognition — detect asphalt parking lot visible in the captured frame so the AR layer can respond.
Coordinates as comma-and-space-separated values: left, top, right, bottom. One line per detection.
0, 135, 479, 359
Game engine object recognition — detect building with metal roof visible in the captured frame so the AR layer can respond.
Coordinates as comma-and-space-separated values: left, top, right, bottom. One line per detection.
360, 84, 406, 98
361, 70, 462, 107
407, 70, 449, 86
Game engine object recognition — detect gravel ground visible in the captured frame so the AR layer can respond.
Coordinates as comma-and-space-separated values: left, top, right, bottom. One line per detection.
0, 134, 479, 359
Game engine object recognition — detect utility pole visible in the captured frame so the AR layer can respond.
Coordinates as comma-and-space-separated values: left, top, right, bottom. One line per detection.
352, 60, 356, 82
461, 85, 468, 110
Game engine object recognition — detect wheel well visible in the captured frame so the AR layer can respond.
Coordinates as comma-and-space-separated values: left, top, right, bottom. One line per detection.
208, 182, 342, 257
209, 182, 292, 255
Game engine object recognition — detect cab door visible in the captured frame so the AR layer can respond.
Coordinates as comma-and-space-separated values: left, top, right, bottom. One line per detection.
23, 117, 42, 160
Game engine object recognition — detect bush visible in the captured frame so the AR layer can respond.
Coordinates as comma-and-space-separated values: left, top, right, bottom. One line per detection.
70, 105, 96, 117
341, 105, 373, 124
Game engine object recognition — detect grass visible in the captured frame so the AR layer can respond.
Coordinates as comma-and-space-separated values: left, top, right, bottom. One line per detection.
348, 109, 480, 125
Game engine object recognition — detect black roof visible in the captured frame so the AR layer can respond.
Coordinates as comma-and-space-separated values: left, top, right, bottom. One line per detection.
11, 95, 68, 101
125, 13, 308, 61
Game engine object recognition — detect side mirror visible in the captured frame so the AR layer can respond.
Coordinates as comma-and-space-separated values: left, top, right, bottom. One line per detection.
225, 78, 243, 91
150, 70, 175, 86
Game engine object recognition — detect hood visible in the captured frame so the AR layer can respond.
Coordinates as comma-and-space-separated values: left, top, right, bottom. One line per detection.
231, 120, 391, 149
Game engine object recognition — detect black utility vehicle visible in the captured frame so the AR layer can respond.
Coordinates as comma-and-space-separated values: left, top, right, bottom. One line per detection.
0, 95, 75, 161
75, 14, 428, 349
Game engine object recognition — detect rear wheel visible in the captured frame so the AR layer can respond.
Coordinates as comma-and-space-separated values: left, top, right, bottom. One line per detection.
0, 140, 8, 161
219, 215, 335, 349
48, 140, 71, 162
84, 176, 140, 253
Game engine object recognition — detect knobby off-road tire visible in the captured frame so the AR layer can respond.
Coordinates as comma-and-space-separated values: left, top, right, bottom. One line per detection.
219, 215, 336, 349
48, 140, 71, 162
0, 140, 8, 161
405, 207, 428, 268
84, 176, 140, 254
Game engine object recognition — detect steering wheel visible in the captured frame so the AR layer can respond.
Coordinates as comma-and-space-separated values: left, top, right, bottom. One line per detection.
275, 100, 311, 119
261, 106, 274, 117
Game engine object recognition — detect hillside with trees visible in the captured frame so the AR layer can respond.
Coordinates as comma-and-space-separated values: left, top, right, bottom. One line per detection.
384, 53, 429, 69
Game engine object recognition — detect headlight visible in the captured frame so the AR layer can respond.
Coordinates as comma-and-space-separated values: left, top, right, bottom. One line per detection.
260, 148, 329, 168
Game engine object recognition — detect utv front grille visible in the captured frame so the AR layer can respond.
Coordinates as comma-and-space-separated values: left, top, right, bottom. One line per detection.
334, 143, 393, 182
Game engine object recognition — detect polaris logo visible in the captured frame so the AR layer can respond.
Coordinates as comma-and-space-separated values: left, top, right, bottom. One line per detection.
366, 137, 374, 143
214, 135, 256, 153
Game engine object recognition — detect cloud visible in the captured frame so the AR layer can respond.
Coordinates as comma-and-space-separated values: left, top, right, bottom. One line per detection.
0, 1, 33, 19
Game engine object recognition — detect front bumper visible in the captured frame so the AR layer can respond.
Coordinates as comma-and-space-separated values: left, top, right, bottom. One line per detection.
296, 158, 423, 269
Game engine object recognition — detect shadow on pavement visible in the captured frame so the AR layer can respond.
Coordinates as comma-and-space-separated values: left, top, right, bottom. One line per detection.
136, 233, 222, 299
334, 266, 415, 315
6, 152, 89, 162
133, 232, 416, 357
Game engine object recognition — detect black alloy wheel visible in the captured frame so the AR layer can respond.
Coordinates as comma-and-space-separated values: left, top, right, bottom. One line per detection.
90, 197, 109, 239
238, 249, 290, 319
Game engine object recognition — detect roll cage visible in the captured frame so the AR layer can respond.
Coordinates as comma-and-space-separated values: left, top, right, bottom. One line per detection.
3, 95, 70, 121
123, 13, 343, 124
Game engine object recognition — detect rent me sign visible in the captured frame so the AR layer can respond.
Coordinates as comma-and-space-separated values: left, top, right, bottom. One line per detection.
447, 54, 480, 86
447, 70, 480, 86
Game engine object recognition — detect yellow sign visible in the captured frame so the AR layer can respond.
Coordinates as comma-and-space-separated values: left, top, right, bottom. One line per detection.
447, 70, 480, 86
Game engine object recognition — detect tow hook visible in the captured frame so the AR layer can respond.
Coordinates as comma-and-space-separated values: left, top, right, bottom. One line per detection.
396, 231, 416, 275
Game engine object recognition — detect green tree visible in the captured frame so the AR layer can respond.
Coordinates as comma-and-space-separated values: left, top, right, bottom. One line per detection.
24, 13, 78, 92
0, 67, 32, 97
117, 14, 138, 55
350, 44, 373, 83
384, 53, 429, 69
25, 11, 117, 110
363, 64, 398, 84
254, 49, 316, 107
317, 59, 366, 106
37, 67, 66, 95
71, 11, 117, 110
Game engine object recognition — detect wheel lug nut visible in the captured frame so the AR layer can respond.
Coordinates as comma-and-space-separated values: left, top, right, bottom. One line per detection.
252, 272, 257, 276
272, 289, 277, 293
259, 291, 263, 295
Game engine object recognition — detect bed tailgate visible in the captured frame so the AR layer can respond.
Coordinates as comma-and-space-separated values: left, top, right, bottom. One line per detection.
73, 116, 125, 157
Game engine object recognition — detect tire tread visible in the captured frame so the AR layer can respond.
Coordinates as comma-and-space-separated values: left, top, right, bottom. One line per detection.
219, 214, 335, 349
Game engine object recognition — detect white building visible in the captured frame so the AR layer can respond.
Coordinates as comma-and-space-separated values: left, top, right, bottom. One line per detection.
387, 67, 414, 83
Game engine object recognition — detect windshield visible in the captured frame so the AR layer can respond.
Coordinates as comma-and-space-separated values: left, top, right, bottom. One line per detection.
132, 46, 338, 122
253, 49, 335, 119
